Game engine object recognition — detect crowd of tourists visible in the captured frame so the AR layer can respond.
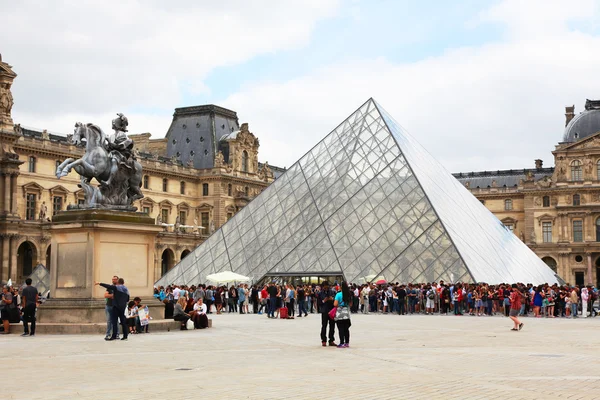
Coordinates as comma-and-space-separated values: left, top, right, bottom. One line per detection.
154, 280, 597, 320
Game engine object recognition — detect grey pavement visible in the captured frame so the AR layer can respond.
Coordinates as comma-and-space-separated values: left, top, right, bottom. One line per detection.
6, 313, 600, 400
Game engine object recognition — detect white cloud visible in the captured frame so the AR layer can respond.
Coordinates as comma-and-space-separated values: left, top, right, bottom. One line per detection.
223, 0, 600, 172
2, 0, 340, 134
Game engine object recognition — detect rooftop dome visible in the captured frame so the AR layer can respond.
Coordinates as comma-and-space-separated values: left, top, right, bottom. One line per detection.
563, 99, 600, 142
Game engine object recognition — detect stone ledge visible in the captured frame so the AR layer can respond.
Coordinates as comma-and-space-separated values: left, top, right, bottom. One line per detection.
4, 318, 212, 335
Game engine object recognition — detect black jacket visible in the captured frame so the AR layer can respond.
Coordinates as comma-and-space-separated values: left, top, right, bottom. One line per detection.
100, 283, 130, 310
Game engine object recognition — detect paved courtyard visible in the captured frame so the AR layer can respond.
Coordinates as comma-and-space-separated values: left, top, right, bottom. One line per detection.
6, 313, 600, 400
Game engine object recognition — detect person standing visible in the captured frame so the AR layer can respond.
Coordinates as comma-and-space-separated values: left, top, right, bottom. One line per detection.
103, 275, 118, 340
96, 278, 130, 341
21, 278, 39, 337
204, 286, 214, 314
509, 284, 524, 331
267, 282, 278, 318
238, 284, 246, 314
318, 281, 336, 347
286, 284, 295, 319
297, 285, 307, 317
0, 285, 14, 334
251, 285, 259, 314
334, 282, 352, 348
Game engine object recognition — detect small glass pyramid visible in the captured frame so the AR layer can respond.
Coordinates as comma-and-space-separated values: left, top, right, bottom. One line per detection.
156, 99, 559, 286
27, 263, 51, 297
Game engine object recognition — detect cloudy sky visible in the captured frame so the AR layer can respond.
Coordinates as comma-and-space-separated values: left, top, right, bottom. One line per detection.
2, 0, 600, 172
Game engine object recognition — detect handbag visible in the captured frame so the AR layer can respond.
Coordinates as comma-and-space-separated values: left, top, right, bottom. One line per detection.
334, 306, 350, 321
186, 319, 195, 330
328, 306, 337, 320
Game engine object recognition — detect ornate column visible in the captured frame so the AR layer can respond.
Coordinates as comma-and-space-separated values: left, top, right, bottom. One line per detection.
3, 173, 9, 214
587, 252, 593, 285
9, 234, 18, 282
10, 172, 17, 214
558, 251, 571, 284
0, 234, 8, 282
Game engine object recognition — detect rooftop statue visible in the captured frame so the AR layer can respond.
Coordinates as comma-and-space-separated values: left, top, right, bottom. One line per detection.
55, 113, 144, 210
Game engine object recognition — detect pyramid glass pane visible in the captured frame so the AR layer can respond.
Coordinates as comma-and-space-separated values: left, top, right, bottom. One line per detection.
157, 99, 559, 287
374, 101, 559, 284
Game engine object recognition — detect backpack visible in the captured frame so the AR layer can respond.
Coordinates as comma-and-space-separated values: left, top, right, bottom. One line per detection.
428, 291, 435, 300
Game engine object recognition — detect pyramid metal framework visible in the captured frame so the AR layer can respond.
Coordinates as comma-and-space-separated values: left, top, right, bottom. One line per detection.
156, 99, 559, 286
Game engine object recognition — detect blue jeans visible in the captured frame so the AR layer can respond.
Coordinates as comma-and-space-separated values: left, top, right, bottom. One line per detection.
392, 299, 399, 313
269, 296, 277, 317
571, 303, 578, 317
298, 299, 307, 315
105, 305, 113, 337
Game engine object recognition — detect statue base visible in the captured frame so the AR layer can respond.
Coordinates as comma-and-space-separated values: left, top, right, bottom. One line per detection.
67, 204, 137, 212
38, 209, 163, 324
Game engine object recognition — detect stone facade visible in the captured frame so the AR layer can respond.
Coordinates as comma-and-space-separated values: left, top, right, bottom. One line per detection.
0, 55, 283, 284
455, 101, 600, 287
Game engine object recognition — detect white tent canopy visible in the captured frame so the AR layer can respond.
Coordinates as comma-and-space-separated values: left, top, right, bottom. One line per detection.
206, 271, 250, 284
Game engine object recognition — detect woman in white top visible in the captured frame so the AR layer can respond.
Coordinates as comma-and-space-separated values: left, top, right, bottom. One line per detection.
191, 298, 209, 329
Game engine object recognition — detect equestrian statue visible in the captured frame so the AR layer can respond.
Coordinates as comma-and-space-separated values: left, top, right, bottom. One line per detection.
56, 113, 144, 210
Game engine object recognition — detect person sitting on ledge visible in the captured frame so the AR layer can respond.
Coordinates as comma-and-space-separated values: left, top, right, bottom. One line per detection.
191, 298, 209, 329
125, 300, 138, 334
173, 297, 191, 330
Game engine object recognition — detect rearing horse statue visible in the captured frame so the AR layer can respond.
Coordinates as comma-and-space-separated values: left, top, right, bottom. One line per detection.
56, 122, 111, 184
56, 121, 144, 208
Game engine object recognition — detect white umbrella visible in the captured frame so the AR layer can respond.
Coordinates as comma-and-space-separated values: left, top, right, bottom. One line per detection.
206, 271, 250, 284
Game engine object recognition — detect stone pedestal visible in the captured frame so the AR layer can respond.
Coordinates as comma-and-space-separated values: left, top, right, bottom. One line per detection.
38, 209, 163, 324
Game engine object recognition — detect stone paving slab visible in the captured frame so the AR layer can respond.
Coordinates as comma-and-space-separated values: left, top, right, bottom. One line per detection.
4, 313, 600, 399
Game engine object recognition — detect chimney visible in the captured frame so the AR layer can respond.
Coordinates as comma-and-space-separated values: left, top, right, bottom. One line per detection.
565, 105, 575, 126
535, 159, 543, 169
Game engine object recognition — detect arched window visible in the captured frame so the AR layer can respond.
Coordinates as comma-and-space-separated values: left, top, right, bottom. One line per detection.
202, 183, 209, 196
242, 150, 249, 172
28, 156, 36, 173
504, 199, 512, 211
542, 256, 557, 272
571, 160, 583, 181
162, 178, 168, 192
180, 181, 185, 195
542, 196, 550, 207
143, 175, 149, 189
228, 183, 232, 197
245, 186, 249, 196
573, 194, 580, 206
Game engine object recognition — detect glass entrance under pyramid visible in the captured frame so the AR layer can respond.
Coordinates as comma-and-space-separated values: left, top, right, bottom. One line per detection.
156, 99, 560, 286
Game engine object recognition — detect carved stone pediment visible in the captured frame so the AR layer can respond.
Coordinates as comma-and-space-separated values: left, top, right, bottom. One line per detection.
537, 213, 556, 226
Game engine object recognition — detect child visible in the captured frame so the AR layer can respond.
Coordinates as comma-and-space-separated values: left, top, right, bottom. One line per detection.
125, 301, 138, 334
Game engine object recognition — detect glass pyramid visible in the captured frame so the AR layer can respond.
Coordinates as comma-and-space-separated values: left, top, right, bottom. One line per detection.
27, 263, 51, 297
156, 99, 559, 286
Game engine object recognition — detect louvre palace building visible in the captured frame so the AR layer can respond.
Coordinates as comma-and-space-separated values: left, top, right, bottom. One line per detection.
454, 99, 600, 287
0, 55, 283, 284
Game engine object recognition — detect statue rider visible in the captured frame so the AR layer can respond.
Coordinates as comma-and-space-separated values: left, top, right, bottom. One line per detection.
101, 113, 135, 188
108, 113, 134, 169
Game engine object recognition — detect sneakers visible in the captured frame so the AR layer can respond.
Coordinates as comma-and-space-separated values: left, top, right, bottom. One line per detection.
337, 343, 345, 348
322, 341, 327, 347
120, 337, 128, 341
328, 341, 337, 347
21, 333, 29, 337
